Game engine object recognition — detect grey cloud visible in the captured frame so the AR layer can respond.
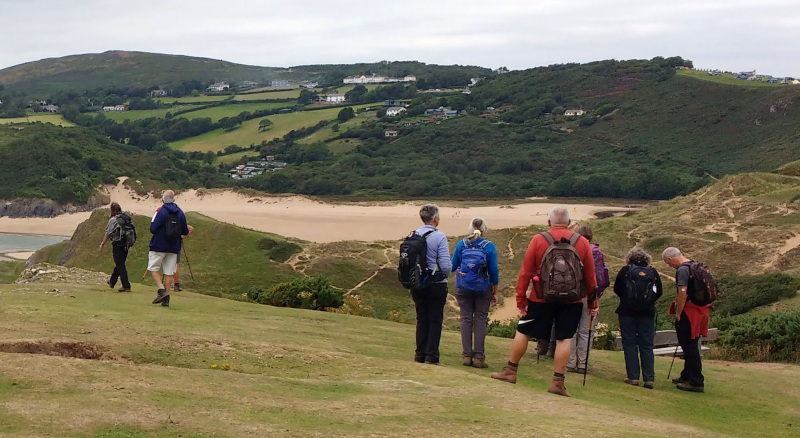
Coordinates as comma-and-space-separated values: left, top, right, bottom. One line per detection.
1, 0, 799, 77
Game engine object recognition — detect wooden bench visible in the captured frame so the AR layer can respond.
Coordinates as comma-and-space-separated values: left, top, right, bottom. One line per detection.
614, 328, 718, 357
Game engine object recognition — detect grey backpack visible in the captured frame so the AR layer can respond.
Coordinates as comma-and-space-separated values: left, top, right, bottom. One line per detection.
539, 232, 585, 302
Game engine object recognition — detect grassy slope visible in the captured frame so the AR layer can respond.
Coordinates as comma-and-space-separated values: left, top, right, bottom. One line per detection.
103, 105, 198, 122
677, 69, 788, 87
179, 102, 294, 122
0, 280, 797, 437
34, 210, 299, 298
0, 114, 74, 126
172, 104, 373, 152
0, 51, 282, 96
0, 260, 24, 283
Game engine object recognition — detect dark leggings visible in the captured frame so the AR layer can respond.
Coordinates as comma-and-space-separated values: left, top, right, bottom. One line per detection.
110, 243, 131, 289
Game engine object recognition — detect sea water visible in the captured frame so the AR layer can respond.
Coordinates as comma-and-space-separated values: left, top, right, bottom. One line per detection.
0, 233, 67, 261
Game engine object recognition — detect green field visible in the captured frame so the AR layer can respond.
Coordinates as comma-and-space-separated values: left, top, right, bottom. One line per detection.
216, 150, 258, 165
180, 102, 294, 122
297, 110, 377, 144
156, 95, 231, 104
0, 274, 797, 437
103, 105, 198, 122
233, 89, 303, 100
0, 114, 74, 126
677, 69, 789, 87
173, 104, 373, 152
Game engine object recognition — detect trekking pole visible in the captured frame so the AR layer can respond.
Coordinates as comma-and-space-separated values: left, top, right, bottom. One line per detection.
141, 268, 149, 282
667, 344, 680, 380
182, 243, 195, 282
583, 314, 595, 387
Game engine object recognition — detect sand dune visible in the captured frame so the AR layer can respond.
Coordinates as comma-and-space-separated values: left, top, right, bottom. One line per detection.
0, 178, 633, 243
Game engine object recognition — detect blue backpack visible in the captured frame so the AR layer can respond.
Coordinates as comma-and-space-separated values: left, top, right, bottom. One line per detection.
455, 239, 490, 293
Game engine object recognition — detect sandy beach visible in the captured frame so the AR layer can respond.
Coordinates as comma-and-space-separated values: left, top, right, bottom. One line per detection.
0, 178, 633, 243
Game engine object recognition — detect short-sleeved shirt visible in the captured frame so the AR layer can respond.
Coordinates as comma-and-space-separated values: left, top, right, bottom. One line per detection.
104, 216, 119, 238
676, 264, 691, 288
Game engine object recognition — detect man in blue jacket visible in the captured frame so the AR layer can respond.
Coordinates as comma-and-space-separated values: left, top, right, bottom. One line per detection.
147, 190, 189, 307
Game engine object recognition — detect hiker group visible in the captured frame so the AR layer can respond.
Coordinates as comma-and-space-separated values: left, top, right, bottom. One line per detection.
399, 204, 716, 397
100, 190, 192, 308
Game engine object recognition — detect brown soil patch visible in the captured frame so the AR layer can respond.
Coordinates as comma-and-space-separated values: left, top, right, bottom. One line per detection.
0, 341, 110, 360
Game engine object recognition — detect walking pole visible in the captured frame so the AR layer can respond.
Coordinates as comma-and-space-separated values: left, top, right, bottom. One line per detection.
182, 243, 195, 282
141, 268, 149, 282
583, 314, 595, 387
667, 344, 680, 380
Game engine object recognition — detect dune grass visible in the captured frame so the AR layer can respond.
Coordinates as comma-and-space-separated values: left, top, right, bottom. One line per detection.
0, 278, 797, 437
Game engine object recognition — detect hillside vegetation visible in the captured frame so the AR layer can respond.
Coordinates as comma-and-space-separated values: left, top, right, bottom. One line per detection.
0, 123, 225, 204
241, 58, 800, 199
0, 278, 797, 437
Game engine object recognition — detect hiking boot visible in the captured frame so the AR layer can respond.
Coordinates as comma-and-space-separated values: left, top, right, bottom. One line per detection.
676, 382, 704, 393
107, 278, 114, 289
624, 378, 639, 386
174, 282, 182, 292
161, 295, 170, 307
472, 358, 488, 369
462, 355, 473, 366
152, 288, 169, 304
424, 360, 442, 366
548, 376, 571, 397
672, 376, 688, 385
576, 367, 586, 374
566, 366, 578, 373
546, 348, 556, 358
117, 287, 131, 293
490, 364, 518, 384
643, 381, 654, 389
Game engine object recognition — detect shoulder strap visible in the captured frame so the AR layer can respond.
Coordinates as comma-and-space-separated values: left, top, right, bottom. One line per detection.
477, 239, 490, 249
568, 232, 580, 246
541, 232, 555, 245
461, 238, 470, 248
422, 230, 435, 238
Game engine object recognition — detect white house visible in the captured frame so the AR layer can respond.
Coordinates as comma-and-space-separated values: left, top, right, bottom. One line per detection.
43, 104, 59, 113
343, 74, 417, 84
384, 130, 399, 138
206, 81, 230, 92
386, 107, 407, 117
300, 82, 319, 89
564, 109, 585, 117
102, 105, 127, 111
270, 80, 290, 87
149, 89, 168, 97
325, 94, 346, 103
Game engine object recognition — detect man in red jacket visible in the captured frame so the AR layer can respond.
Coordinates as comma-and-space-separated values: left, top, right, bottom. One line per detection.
491, 206, 598, 397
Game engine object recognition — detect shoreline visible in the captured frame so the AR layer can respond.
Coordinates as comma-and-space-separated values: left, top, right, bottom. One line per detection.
0, 251, 35, 261
0, 179, 638, 243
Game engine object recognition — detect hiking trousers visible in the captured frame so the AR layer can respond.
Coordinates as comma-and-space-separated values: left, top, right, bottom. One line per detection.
675, 312, 704, 387
619, 314, 655, 381
110, 243, 131, 289
567, 299, 599, 370
455, 288, 492, 359
411, 282, 448, 363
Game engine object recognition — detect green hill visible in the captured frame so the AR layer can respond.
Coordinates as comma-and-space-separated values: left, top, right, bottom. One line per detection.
0, 275, 798, 437
242, 58, 800, 200
0, 51, 282, 96
0, 123, 225, 204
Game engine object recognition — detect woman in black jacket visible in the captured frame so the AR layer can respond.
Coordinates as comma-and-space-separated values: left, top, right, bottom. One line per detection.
614, 247, 663, 389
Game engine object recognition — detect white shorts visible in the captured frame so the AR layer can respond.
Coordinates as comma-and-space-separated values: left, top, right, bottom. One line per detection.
148, 251, 178, 276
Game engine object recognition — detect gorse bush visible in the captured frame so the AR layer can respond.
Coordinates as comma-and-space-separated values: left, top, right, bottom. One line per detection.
247, 276, 343, 310
714, 273, 799, 317
715, 310, 800, 362
257, 237, 302, 262
487, 319, 518, 339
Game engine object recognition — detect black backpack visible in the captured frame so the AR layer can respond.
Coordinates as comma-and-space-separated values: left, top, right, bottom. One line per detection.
112, 213, 137, 250
164, 211, 182, 243
684, 261, 718, 305
622, 264, 658, 312
398, 230, 434, 292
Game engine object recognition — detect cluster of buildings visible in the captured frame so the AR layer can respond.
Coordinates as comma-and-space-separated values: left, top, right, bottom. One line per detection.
102, 105, 128, 111
343, 74, 417, 85
206, 81, 231, 92
228, 157, 287, 179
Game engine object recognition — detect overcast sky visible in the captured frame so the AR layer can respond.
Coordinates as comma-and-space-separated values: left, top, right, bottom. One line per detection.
2, 0, 799, 76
